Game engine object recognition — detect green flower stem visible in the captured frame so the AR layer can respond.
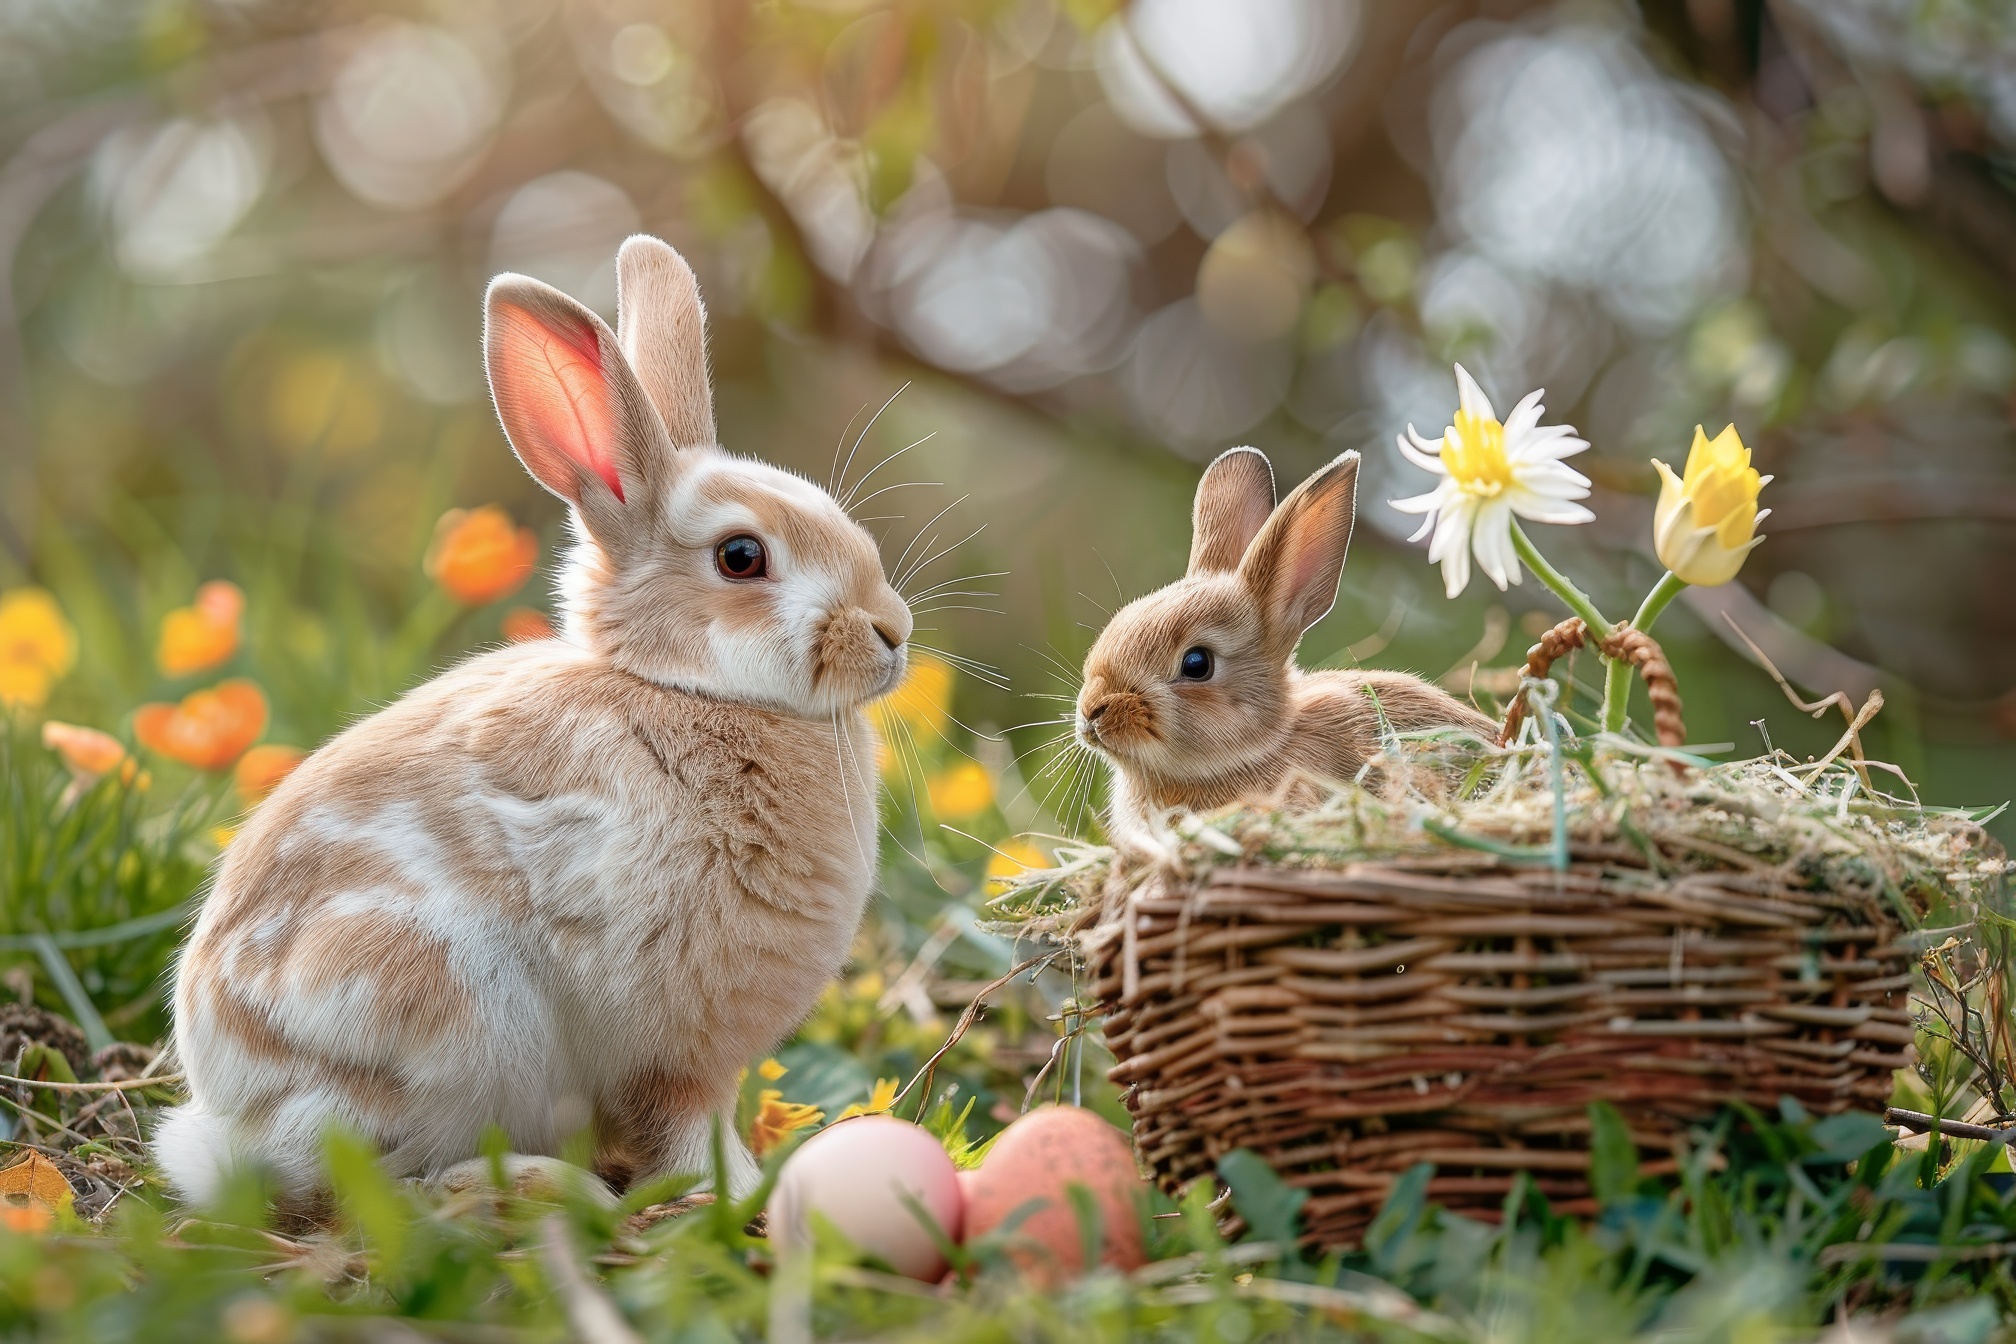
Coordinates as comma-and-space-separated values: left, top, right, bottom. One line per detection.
1600, 655, 1633, 737
1509, 521, 1610, 635
1632, 570, 1688, 636
1602, 571, 1689, 734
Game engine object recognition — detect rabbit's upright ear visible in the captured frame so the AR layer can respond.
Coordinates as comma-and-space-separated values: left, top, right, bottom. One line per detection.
485, 274, 672, 554
1188, 447, 1276, 575
1240, 451, 1359, 649
615, 235, 716, 450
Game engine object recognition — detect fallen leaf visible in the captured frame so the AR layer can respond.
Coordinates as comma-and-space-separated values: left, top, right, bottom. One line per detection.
0, 1151, 75, 1230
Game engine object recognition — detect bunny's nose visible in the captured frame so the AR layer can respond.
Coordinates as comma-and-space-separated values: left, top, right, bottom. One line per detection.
1084, 702, 1109, 722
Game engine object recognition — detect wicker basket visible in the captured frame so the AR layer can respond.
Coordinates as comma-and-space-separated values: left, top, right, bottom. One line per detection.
1086, 844, 1923, 1250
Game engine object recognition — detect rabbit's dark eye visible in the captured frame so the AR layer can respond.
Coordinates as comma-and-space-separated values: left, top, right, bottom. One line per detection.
1178, 647, 1213, 681
715, 535, 767, 579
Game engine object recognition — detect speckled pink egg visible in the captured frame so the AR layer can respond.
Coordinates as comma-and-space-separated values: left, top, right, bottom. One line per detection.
767, 1115, 963, 1281
961, 1105, 1148, 1284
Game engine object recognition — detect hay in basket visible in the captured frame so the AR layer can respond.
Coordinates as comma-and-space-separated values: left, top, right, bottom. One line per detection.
992, 735, 2007, 1252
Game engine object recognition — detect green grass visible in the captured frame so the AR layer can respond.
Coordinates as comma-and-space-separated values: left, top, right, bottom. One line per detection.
0, 1098, 2007, 1340
1, 515, 2013, 1341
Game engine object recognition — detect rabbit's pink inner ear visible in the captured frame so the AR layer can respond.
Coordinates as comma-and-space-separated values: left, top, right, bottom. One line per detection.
487, 299, 627, 504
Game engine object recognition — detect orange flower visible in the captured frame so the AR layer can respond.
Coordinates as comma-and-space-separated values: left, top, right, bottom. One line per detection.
501, 606, 554, 643
0, 1205, 50, 1235
134, 679, 267, 771
235, 743, 306, 805
748, 1090, 823, 1157
41, 721, 146, 803
426, 507, 538, 606
41, 722, 127, 779
157, 580, 244, 678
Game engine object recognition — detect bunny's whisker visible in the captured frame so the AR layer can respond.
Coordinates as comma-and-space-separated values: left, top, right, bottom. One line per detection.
848, 478, 943, 513
904, 571, 1009, 602
899, 524, 988, 592
833, 381, 909, 501
841, 432, 937, 509
889, 496, 969, 591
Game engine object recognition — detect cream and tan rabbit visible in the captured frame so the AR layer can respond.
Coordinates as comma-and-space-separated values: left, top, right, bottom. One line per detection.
156, 236, 911, 1206
1076, 447, 1495, 840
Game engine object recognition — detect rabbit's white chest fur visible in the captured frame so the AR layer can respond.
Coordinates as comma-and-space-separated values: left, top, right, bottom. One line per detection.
158, 640, 878, 1203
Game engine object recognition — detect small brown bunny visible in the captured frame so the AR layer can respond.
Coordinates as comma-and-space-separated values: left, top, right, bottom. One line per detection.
1076, 447, 1496, 839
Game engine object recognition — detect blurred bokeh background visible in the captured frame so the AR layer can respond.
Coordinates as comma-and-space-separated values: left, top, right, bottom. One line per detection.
1, 0, 2013, 1065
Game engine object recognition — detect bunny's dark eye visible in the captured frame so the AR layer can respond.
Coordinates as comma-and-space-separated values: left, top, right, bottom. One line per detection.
715, 535, 767, 579
1178, 647, 1213, 681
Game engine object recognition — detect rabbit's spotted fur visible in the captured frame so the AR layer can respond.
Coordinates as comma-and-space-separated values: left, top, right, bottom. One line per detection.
157, 238, 910, 1205
1078, 448, 1495, 839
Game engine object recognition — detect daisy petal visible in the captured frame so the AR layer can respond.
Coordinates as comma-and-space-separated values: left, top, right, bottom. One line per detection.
1502, 388, 1547, 437
1452, 363, 1496, 422
1440, 535, 1471, 598
1509, 491, 1596, 525
1398, 429, 1449, 474
1472, 500, 1517, 590
1390, 487, 1449, 515
1508, 427, 1592, 463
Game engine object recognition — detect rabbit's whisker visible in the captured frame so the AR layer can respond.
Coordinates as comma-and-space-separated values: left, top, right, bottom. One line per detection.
833, 381, 909, 500
842, 432, 937, 508
888, 495, 969, 592
904, 571, 1009, 602
827, 397, 873, 495
830, 710, 874, 876
848, 478, 942, 513
899, 524, 988, 592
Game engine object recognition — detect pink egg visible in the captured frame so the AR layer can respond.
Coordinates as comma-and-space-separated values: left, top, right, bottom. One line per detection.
961, 1105, 1148, 1285
766, 1115, 963, 1281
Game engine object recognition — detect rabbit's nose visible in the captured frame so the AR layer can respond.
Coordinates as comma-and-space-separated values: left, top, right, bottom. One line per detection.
873, 622, 902, 651
1084, 702, 1109, 722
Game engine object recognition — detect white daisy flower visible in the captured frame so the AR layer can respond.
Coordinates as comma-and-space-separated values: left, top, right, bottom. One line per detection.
1390, 364, 1595, 598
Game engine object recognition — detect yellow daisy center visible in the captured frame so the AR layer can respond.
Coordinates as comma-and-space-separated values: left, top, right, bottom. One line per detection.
1443, 410, 1513, 497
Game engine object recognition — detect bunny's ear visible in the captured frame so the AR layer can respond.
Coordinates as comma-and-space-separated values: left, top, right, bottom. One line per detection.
615, 235, 716, 450
1239, 451, 1359, 649
1188, 447, 1276, 576
485, 273, 671, 553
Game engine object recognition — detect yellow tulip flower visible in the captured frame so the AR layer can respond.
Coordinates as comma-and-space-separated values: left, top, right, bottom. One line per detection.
1651, 425, 1771, 587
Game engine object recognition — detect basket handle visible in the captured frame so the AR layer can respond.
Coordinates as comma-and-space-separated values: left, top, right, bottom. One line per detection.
1498, 617, 1686, 748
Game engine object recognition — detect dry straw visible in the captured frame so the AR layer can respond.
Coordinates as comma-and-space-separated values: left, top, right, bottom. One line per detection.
992, 725, 2007, 1251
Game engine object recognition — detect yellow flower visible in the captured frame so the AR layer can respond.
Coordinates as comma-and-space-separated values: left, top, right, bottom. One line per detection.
748, 1090, 823, 1157
1652, 425, 1771, 588
426, 507, 539, 607
157, 580, 244, 677
758, 1058, 787, 1082
870, 654, 954, 741
985, 838, 1051, 894
928, 761, 993, 819
0, 589, 77, 711
837, 1077, 901, 1121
